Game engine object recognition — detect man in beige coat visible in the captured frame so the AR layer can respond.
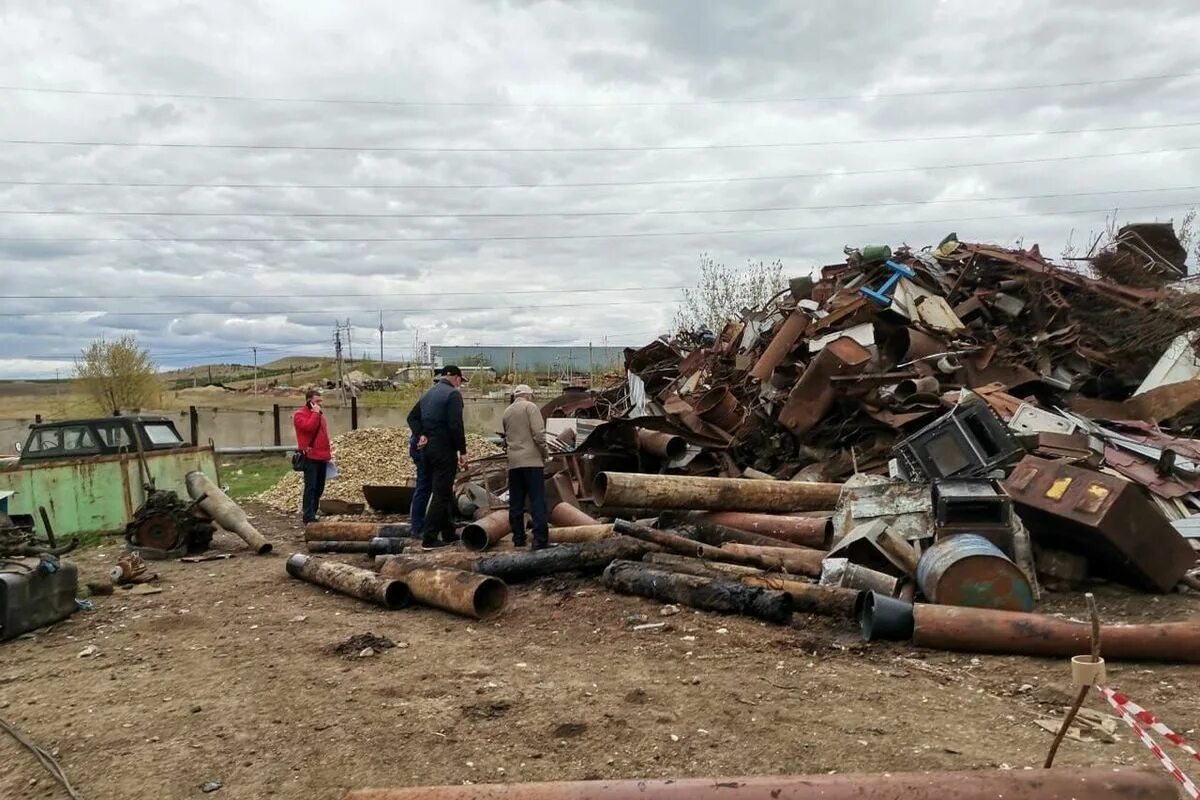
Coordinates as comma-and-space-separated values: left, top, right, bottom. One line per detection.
502, 384, 550, 549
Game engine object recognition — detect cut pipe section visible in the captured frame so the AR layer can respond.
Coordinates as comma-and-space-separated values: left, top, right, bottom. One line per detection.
635, 429, 688, 461
345, 767, 1178, 799
285, 553, 410, 609
462, 509, 512, 552
547, 524, 614, 543
304, 521, 412, 542
186, 471, 272, 554
307, 538, 406, 555
380, 560, 508, 620
595, 472, 842, 513
693, 511, 831, 548
742, 575, 858, 618
603, 560, 792, 625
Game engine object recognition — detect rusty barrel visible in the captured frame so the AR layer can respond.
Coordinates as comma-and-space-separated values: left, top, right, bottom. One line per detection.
916, 534, 1034, 612
285, 553, 411, 609
344, 767, 1177, 799
380, 559, 508, 620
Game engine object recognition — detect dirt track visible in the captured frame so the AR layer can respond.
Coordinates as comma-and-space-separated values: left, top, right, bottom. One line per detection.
2, 506, 1198, 799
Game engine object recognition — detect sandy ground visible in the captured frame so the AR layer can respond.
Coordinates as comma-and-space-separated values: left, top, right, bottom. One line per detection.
2, 506, 1198, 800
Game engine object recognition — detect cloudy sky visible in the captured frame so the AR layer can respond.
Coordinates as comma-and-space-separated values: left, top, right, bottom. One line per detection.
2, 0, 1199, 379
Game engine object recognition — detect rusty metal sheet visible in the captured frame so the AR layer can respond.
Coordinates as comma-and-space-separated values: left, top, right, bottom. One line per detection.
1102, 446, 1200, 499
748, 311, 809, 382
1004, 455, 1193, 592
778, 337, 871, 434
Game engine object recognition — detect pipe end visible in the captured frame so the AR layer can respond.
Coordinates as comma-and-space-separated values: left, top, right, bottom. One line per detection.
285, 552, 309, 577
593, 472, 611, 505
257, 542, 274, 555
461, 524, 490, 552
382, 580, 413, 610
473, 577, 509, 619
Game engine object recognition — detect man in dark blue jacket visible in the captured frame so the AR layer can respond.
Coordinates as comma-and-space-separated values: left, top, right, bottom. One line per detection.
406, 365, 468, 549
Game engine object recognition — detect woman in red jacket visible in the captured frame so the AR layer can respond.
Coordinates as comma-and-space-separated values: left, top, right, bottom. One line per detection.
293, 389, 333, 523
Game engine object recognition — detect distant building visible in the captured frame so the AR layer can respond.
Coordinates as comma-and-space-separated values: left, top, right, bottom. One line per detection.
393, 364, 496, 385
429, 345, 620, 376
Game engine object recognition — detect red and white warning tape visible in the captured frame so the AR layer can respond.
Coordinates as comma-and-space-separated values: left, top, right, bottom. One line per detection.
1096, 685, 1199, 799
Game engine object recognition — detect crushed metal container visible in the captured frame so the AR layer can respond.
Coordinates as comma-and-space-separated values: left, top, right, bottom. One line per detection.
894, 400, 1024, 481
1, 556, 79, 641
932, 479, 1015, 555
916, 533, 1034, 612
1004, 455, 1194, 593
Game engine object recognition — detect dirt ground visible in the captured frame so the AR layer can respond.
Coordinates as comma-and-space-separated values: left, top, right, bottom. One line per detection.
2, 506, 1198, 800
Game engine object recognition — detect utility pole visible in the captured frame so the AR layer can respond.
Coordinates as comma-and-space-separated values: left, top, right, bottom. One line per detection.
378, 311, 384, 368
588, 342, 594, 388
345, 319, 354, 365
252, 346, 258, 394
334, 325, 346, 404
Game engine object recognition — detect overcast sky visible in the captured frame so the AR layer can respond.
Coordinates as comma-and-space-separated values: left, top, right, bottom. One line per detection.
2, 1, 1199, 379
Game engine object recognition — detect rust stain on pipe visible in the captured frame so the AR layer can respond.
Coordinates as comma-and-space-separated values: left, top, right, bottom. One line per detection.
595, 472, 843, 513
379, 561, 507, 620
462, 509, 512, 552
285, 553, 410, 609
718, 542, 825, 578
696, 511, 831, 548
345, 767, 1177, 799
742, 574, 858, 618
913, 605, 1200, 662
304, 521, 412, 542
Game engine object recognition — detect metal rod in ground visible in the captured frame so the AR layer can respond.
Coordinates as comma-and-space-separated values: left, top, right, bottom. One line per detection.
594, 471, 843, 513
343, 767, 1180, 800
912, 604, 1200, 662
741, 574, 858, 618
185, 470, 272, 554
304, 521, 412, 542
602, 560, 793, 625
307, 538, 406, 555
379, 560, 508, 620
285, 553, 411, 609
1044, 593, 1103, 769
473, 536, 654, 582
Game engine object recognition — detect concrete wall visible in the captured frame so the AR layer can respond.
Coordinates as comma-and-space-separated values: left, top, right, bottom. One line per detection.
0, 399, 508, 454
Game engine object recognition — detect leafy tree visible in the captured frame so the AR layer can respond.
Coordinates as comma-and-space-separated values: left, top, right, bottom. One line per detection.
674, 253, 787, 333
74, 335, 158, 413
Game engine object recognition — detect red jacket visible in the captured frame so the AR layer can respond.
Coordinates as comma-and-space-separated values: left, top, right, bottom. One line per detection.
293, 406, 332, 461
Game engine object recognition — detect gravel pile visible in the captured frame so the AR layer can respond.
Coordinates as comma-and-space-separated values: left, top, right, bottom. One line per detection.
256, 427, 501, 513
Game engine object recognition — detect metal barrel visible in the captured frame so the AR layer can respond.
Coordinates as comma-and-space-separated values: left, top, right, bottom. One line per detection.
916, 534, 1034, 612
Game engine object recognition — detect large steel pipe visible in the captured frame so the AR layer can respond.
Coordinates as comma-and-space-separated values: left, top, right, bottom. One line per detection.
643, 552, 763, 580
304, 521, 412, 542
635, 429, 688, 461
307, 538, 406, 555
549, 502, 599, 528
595, 472, 842, 513
474, 536, 653, 582
346, 768, 1175, 800
548, 524, 614, 543
742, 574, 858, 618
285, 553, 410, 609
694, 511, 831, 548
913, 605, 1200, 662
718, 542, 824, 577
684, 518, 805, 550
186, 471, 272, 554
603, 560, 792, 625
462, 509, 512, 552
379, 560, 507, 620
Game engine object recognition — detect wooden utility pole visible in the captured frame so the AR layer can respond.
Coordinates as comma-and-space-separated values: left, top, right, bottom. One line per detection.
378, 311, 384, 368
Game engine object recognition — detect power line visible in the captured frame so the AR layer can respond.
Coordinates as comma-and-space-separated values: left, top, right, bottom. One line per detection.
6, 184, 1200, 220
5, 120, 1200, 153
0, 284, 690, 300
4, 145, 1196, 191
0, 70, 1195, 107
0, 298, 678, 318
3, 200, 1196, 244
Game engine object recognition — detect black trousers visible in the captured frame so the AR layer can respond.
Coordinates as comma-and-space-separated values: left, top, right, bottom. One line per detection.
301, 458, 328, 523
421, 447, 458, 543
508, 467, 548, 546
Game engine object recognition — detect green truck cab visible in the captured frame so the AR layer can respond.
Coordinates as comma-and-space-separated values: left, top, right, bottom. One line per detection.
0, 415, 219, 539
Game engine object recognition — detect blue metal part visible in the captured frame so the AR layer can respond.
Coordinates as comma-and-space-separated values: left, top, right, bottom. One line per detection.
860, 260, 917, 307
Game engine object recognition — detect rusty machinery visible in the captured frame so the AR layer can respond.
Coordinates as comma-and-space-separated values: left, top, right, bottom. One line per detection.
124, 489, 215, 560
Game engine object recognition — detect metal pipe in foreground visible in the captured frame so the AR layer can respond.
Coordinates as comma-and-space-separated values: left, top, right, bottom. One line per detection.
594, 472, 843, 513
547, 524, 614, 543
304, 522, 413, 542
379, 560, 508, 620
345, 767, 1176, 800
285, 554, 411, 609
548, 502, 599, 528
912, 604, 1200, 662
741, 574, 858, 619
186, 471, 272, 554
461, 509, 512, 552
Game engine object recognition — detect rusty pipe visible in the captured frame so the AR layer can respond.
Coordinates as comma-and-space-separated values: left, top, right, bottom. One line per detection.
643, 552, 764, 579
912, 605, 1200, 662
635, 429, 687, 461
549, 502, 599, 528
462, 509, 512, 552
379, 560, 508, 620
682, 517, 805, 550
595, 472, 843, 513
304, 521, 412, 542
604, 560, 792, 625
749, 309, 809, 382
345, 767, 1177, 799
692, 511, 831, 548
547, 524, 613, 543
307, 538, 406, 555
285, 553, 411, 609
718, 542, 825, 578
741, 574, 859, 618
185, 471, 272, 554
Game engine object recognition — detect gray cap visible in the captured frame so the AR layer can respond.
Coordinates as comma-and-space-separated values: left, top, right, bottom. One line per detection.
513, 384, 534, 396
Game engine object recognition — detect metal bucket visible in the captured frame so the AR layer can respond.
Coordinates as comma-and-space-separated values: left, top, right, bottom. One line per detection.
916, 533, 1034, 612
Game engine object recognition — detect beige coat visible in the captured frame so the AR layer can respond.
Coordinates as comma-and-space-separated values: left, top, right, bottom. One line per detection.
502, 398, 548, 469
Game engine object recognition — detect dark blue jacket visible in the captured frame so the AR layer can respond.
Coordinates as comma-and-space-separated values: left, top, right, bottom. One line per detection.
407, 379, 466, 455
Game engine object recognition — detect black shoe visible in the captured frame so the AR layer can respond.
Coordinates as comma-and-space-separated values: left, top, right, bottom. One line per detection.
441, 531, 461, 544
531, 541, 556, 551
421, 539, 450, 551
512, 537, 528, 548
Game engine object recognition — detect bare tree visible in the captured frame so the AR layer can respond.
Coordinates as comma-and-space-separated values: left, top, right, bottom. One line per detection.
74, 335, 158, 413
674, 253, 787, 333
